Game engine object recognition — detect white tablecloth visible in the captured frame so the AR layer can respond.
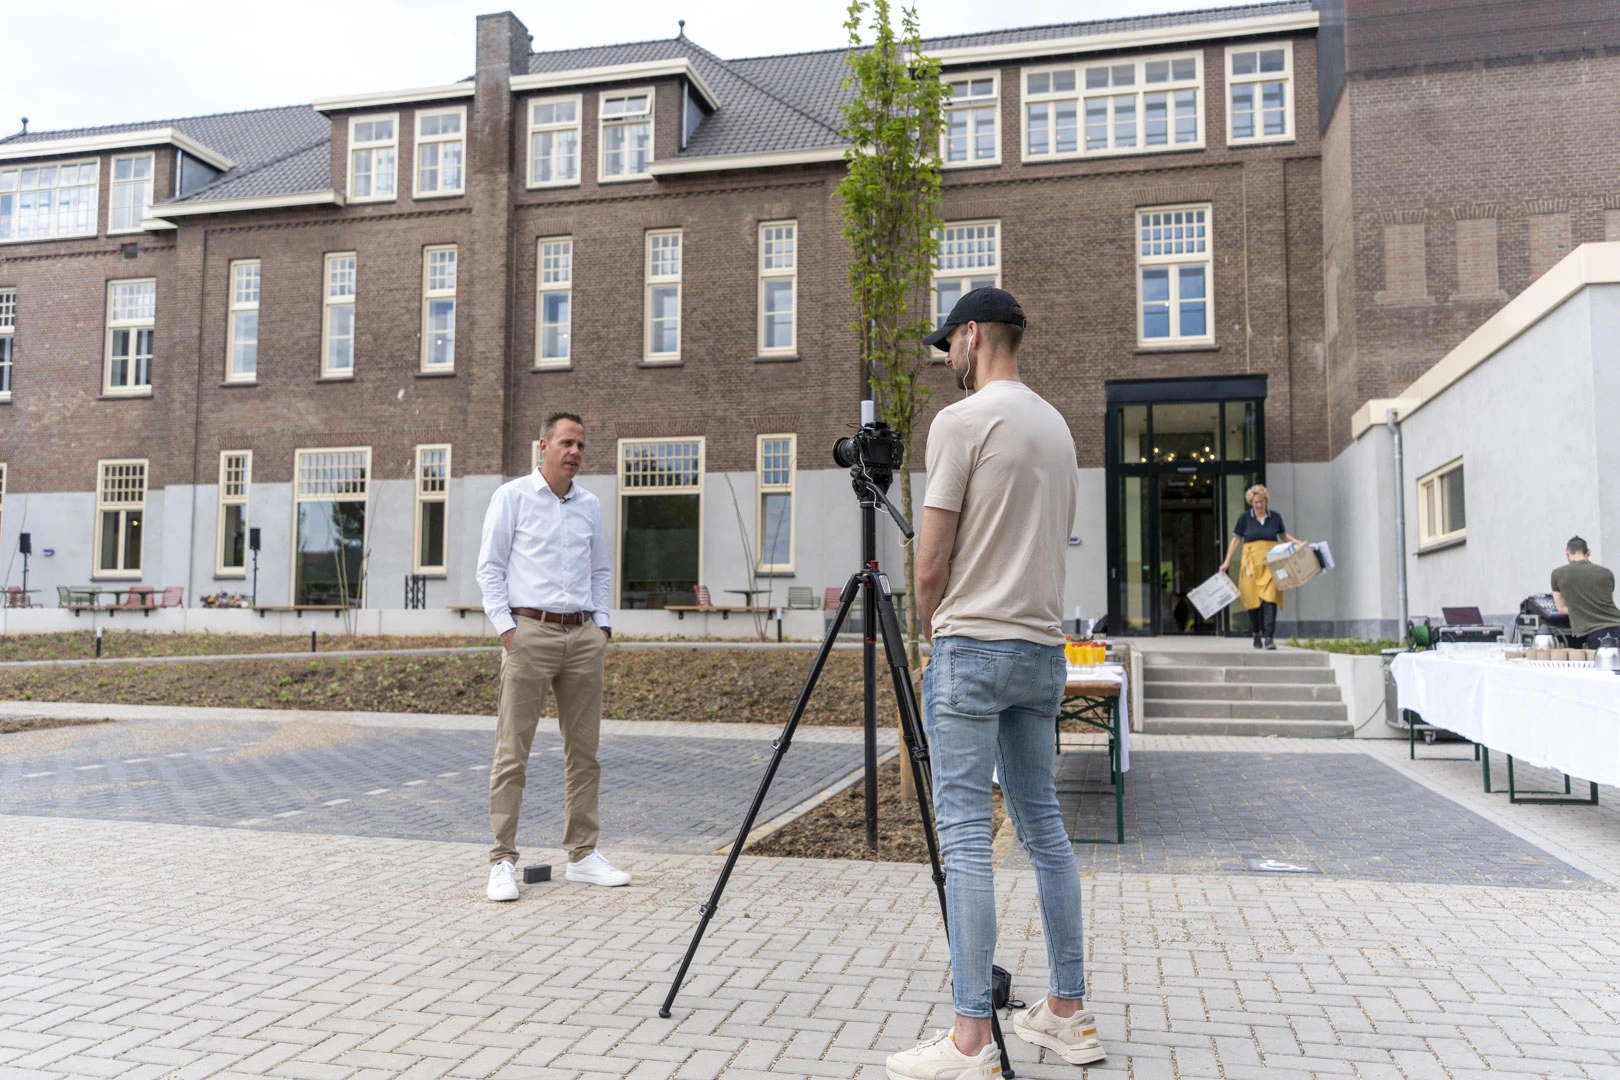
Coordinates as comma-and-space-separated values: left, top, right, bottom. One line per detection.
1065, 662, 1130, 773
1392, 652, 1620, 786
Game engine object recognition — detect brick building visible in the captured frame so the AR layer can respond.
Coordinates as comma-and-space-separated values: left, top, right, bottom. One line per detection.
1, 0, 1614, 636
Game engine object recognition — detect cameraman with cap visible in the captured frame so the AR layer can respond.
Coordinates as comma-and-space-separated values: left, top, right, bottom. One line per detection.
886, 288, 1101, 1080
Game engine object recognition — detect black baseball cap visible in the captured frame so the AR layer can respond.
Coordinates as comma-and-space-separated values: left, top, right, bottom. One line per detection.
923, 286, 1028, 353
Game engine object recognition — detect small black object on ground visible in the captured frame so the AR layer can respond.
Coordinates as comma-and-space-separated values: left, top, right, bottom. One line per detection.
523, 864, 551, 884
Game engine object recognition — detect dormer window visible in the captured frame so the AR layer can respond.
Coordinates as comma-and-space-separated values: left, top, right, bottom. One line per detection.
348, 114, 398, 202
529, 96, 581, 187
110, 154, 154, 233
600, 90, 653, 181
0, 161, 99, 241
414, 107, 465, 197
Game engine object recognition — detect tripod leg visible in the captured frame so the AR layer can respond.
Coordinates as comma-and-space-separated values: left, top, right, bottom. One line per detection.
658, 573, 864, 1019
872, 579, 1017, 1078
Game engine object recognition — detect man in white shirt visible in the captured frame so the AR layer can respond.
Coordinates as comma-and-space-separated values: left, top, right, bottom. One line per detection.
477, 412, 630, 900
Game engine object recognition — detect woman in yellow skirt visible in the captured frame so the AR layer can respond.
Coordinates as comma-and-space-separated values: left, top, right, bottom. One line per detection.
1218, 484, 1298, 649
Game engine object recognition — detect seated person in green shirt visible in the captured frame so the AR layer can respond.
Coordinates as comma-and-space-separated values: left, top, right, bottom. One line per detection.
1551, 535, 1620, 648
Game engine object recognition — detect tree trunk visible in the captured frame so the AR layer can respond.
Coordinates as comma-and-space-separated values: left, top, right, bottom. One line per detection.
897, 461, 919, 804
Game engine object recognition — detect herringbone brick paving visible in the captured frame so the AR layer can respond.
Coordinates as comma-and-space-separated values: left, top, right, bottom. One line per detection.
2, 721, 1618, 1077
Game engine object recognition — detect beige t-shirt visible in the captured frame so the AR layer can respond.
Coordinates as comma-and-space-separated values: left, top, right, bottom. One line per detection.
924, 379, 1079, 645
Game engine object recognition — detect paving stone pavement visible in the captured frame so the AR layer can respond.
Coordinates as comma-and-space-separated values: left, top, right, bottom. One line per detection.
2, 722, 1619, 1078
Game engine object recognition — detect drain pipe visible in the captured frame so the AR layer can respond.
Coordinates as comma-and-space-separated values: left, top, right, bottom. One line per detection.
1387, 408, 1409, 642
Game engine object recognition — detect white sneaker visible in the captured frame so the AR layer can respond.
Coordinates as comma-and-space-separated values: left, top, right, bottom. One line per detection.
885, 1030, 1000, 1080
565, 849, 631, 887
1012, 999, 1105, 1065
486, 860, 519, 902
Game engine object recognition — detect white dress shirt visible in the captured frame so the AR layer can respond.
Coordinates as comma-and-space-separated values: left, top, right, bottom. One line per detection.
477, 471, 611, 636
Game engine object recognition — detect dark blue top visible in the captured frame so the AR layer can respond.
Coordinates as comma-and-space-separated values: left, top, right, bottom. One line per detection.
1234, 508, 1286, 542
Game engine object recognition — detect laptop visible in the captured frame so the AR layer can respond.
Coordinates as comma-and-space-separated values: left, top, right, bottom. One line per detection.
1442, 606, 1486, 626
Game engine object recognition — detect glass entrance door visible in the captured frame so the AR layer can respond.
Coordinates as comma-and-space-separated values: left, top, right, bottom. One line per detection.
1106, 385, 1265, 635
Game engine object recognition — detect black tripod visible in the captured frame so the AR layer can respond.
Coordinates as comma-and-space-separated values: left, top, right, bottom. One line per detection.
658, 462, 1016, 1078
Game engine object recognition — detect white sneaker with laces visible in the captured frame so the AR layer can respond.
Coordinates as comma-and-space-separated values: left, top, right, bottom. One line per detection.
1012, 998, 1105, 1065
885, 1029, 1000, 1080
565, 849, 631, 887
486, 860, 519, 902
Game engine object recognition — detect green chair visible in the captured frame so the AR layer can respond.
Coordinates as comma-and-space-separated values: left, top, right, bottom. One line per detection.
787, 586, 817, 610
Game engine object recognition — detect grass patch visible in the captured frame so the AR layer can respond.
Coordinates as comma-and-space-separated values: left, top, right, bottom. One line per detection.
0, 648, 912, 726
1287, 638, 1402, 655
0, 632, 492, 664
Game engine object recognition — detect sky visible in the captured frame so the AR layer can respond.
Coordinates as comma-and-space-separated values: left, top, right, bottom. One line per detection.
3, 0, 1261, 135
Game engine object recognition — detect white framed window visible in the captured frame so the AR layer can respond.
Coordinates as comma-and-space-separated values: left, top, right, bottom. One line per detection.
757, 434, 795, 573
1226, 42, 1294, 145
421, 245, 456, 371
645, 229, 681, 361
943, 72, 1000, 167
322, 252, 356, 377
0, 160, 99, 241
600, 89, 654, 181
933, 221, 1001, 328
216, 450, 251, 575
532, 440, 544, 472
414, 107, 466, 197
104, 279, 155, 395
95, 459, 147, 577
0, 288, 14, 400
537, 236, 573, 368
109, 153, 155, 233
1024, 53, 1202, 161
1418, 458, 1466, 549
292, 447, 370, 606
618, 437, 704, 608
528, 96, 582, 187
348, 114, 398, 202
1137, 205, 1212, 345
414, 444, 451, 574
226, 260, 260, 383
758, 221, 796, 355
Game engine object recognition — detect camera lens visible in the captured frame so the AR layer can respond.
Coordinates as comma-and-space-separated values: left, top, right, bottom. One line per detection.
832, 437, 860, 468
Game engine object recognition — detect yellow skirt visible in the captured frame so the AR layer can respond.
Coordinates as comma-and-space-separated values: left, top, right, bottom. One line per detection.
1238, 539, 1284, 610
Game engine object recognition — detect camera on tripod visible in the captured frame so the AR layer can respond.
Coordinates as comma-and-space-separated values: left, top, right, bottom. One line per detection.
833, 402, 905, 487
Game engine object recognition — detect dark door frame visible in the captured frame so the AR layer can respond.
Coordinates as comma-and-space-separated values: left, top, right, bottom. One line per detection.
1104, 375, 1268, 636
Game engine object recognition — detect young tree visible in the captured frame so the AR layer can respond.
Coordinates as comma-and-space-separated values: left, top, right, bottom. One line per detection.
838, 0, 947, 672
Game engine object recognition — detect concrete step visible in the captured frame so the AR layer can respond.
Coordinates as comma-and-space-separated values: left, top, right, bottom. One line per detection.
1140, 716, 1356, 738
1144, 681, 1343, 703
1142, 698, 1349, 722
1144, 664, 1337, 685
1141, 650, 1329, 668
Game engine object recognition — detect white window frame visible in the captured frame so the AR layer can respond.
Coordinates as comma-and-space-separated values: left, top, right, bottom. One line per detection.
756, 434, 796, 574
95, 458, 147, 579
1021, 52, 1204, 163
0, 159, 99, 243
413, 106, 467, 198
532, 440, 544, 473
321, 252, 357, 378
616, 437, 705, 608
216, 450, 251, 576
932, 221, 1001, 330
226, 259, 260, 383
420, 245, 457, 372
291, 446, 372, 606
942, 71, 1001, 168
645, 228, 682, 362
527, 95, 583, 189
0, 287, 14, 401
599, 88, 655, 182
347, 113, 399, 203
104, 278, 156, 396
758, 221, 797, 356
413, 444, 451, 575
1417, 457, 1466, 549
1225, 41, 1295, 146
536, 236, 573, 369
1136, 204, 1213, 347
109, 153, 155, 234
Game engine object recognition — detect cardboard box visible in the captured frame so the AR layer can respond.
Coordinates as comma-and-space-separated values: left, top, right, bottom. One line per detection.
1266, 540, 1322, 591
1188, 572, 1241, 620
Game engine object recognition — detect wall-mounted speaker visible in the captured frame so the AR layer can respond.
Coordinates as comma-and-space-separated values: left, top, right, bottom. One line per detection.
18, 532, 31, 555
249, 527, 261, 552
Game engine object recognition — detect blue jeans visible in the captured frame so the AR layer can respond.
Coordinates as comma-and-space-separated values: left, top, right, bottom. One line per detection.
923, 635, 1087, 1018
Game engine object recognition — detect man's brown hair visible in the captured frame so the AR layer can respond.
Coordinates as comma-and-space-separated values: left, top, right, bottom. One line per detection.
1568, 535, 1590, 555
979, 321, 1024, 353
542, 412, 584, 439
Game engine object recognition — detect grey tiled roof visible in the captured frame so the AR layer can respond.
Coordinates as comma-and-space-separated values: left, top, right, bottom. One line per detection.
0, 1, 1313, 202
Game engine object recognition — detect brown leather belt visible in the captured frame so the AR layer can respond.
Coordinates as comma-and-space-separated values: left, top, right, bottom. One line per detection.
511, 608, 589, 626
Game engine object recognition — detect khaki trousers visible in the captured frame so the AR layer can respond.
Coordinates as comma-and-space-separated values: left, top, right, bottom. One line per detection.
489, 617, 607, 865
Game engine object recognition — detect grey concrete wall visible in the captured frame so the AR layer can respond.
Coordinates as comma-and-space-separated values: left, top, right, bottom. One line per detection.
1397, 287, 1601, 627
1327, 430, 1400, 639
1266, 461, 1339, 637
1590, 285, 1620, 563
